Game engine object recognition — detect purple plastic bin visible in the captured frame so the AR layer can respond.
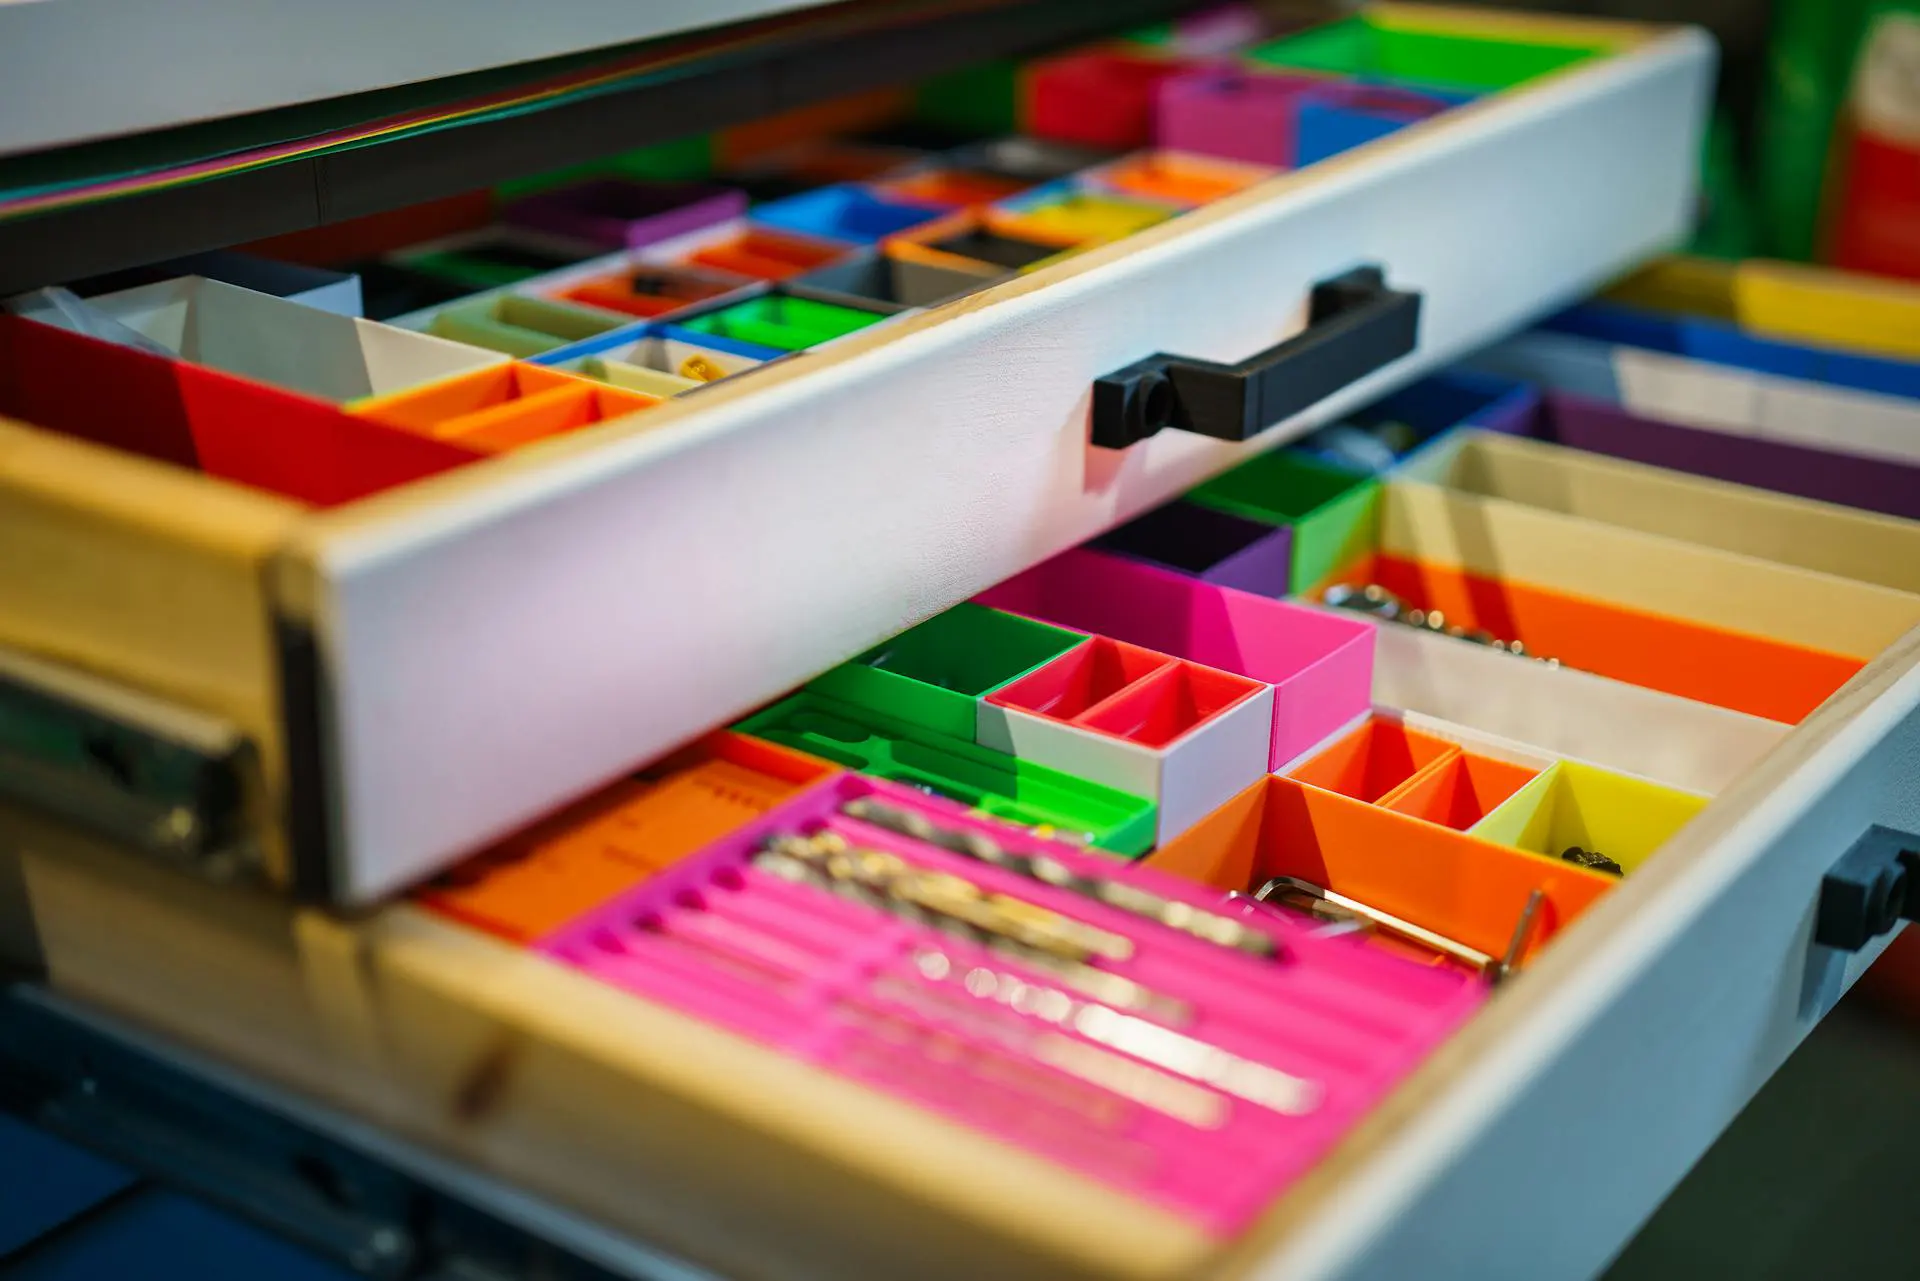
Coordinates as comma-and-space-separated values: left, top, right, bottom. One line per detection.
1156, 68, 1322, 166
1542, 391, 1920, 521
1094, 500, 1294, 598
501, 179, 749, 251
976, 548, 1375, 768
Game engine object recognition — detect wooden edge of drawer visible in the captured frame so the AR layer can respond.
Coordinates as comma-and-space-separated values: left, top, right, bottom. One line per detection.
1209, 624, 1920, 1279
372, 907, 1213, 1281
7, 811, 1209, 1281
0, 417, 302, 878
292, 23, 1712, 544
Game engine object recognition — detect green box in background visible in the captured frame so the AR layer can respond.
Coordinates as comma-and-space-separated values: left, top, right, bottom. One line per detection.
1246, 15, 1605, 93
914, 60, 1020, 138
494, 135, 716, 203
1186, 450, 1382, 595
809, 602, 1086, 740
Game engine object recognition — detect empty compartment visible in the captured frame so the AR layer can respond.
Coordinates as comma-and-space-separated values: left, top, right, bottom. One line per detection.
977, 548, 1374, 767
662, 224, 850, 281
422, 294, 629, 358
1319, 550, 1865, 725
735, 692, 1156, 855
809, 602, 1085, 739
1093, 500, 1294, 598
1246, 13, 1606, 93
500, 178, 747, 250
440, 384, 660, 453
993, 181, 1179, 240
1188, 449, 1381, 591
549, 264, 749, 320
942, 136, 1121, 184
0, 313, 484, 507
790, 249, 1005, 310
874, 166, 1033, 210
348, 260, 480, 321
1083, 150, 1279, 207
673, 291, 892, 352
1286, 715, 1460, 804
20, 275, 509, 404
1382, 752, 1541, 831
1470, 760, 1710, 875
1154, 68, 1324, 168
1022, 48, 1201, 149
1077, 661, 1266, 748
979, 655, 1273, 845
416, 732, 839, 943
354, 363, 658, 452
985, 635, 1171, 722
1146, 776, 1617, 965
395, 227, 607, 289
891, 209, 1088, 274
749, 185, 949, 244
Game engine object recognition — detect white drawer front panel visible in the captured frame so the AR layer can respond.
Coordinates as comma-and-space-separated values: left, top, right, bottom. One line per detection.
305, 32, 1714, 901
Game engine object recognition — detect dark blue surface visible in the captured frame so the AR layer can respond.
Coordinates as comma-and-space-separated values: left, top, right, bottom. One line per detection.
0, 1114, 134, 1256
1, 1115, 351, 1279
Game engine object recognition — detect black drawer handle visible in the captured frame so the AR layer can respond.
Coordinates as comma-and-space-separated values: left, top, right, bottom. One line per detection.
1090, 265, 1422, 450
1816, 826, 1920, 951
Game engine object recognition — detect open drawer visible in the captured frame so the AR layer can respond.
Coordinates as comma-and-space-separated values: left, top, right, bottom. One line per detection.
0, 5, 1714, 904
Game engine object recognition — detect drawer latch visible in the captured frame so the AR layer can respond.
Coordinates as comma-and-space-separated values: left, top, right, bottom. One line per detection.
1089, 264, 1422, 449
0, 645, 259, 879
1815, 826, 1920, 952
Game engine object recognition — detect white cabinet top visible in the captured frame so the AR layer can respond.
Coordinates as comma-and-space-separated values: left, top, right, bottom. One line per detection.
0, 0, 831, 158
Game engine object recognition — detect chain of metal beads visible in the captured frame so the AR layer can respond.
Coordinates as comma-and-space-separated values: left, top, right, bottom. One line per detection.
1320, 583, 1570, 669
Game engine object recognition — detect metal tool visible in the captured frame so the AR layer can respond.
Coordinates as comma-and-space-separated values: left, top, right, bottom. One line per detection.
1247, 877, 1551, 984
1321, 583, 1567, 669
1559, 846, 1624, 876
910, 950, 1322, 1118
839, 796, 1281, 960
752, 845, 1182, 1029
1247, 876, 1499, 976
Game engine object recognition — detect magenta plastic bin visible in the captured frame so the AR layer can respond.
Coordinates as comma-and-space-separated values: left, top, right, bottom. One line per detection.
540, 772, 1484, 1234
1539, 390, 1920, 521
501, 179, 749, 251
1155, 68, 1325, 167
976, 548, 1375, 768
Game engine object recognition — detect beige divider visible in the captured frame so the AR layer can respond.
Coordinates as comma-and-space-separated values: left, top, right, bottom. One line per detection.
1374, 473, 1920, 659
1400, 429, 1920, 594
1362, 622, 1786, 795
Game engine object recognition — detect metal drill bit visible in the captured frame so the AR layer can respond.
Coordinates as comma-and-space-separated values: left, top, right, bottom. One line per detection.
1249, 876, 1498, 977
840, 796, 1281, 960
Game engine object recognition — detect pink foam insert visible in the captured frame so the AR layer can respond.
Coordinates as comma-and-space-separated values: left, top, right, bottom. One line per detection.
540, 773, 1483, 1234
976, 548, 1376, 767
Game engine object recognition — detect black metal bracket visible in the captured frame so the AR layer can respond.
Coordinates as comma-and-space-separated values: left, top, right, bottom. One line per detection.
0, 645, 259, 881
1814, 826, 1920, 952
1090, 264, 1422, 449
